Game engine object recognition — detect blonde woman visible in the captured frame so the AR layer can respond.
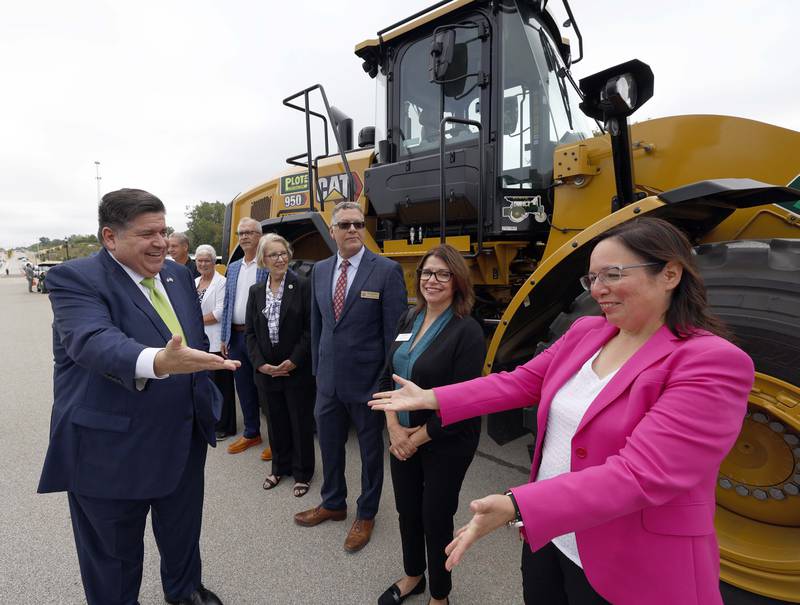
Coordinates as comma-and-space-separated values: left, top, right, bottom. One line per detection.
245, 234, 315, 497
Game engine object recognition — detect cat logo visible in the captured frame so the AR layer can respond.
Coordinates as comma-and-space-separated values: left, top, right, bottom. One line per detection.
317, 172, 363, 203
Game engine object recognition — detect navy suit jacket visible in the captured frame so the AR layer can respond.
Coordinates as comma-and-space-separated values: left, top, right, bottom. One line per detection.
311, 247, 407, 403
38, 248, 221, 500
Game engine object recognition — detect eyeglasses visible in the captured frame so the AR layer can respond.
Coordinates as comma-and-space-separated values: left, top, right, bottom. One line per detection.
265, 251, 289, 261
237, 230, 261, 238
579, 262, 663, 291
333, 221, 365, 231
418, 268, 453, 283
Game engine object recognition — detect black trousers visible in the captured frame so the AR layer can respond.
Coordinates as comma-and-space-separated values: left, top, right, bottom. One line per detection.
521, 541, 610, 605
67, 428, 207, 605
256, 380, 315, 482
390, 439, 476, 600
212, 352, 237, 435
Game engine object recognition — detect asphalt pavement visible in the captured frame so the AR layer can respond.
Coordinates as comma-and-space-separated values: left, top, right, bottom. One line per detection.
0, 276, 531, 604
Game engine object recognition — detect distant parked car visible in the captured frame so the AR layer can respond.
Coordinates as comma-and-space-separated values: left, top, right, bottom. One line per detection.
35, 261, 62, 293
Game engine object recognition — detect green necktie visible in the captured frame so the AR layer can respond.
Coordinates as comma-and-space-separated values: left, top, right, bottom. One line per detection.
140, 277, 186, 342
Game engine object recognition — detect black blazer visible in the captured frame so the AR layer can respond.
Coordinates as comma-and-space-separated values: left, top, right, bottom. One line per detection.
379, 309, 486, 447
245, 270, 312, 392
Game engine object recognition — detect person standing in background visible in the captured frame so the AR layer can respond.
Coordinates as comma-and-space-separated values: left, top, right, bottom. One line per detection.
168, 232, 200, 279
24, 262, 35, 292
246, 233, 316, 497
295, 201, 407, 553
195, 244, 237, 441
377, 244, 485, 605
220, 217, 272, 460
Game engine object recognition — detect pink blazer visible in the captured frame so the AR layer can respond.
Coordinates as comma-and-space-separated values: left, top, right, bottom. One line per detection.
435, 316, 753, 605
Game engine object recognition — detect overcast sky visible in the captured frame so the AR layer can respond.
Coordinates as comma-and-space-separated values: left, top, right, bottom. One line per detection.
2, 0, 798, 248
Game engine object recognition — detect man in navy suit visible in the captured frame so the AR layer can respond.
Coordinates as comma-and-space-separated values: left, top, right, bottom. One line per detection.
38, 189, 238, 605
218, 217, 272, 458
295, 201, 407, 552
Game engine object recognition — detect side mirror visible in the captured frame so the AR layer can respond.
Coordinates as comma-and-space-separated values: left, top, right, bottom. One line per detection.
578, 59, 654, 121
429, 29, 456, 82
503, 97, 519, 136
441, 43, 468, 98
578, 59, 655, 209
358, 126, 375, 148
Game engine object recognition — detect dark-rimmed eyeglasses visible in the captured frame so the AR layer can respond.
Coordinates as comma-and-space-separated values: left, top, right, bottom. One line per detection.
417, 269, 453, 283
579, 262, 663, 291
333, 221, 365, 231
236, 230, 261, 238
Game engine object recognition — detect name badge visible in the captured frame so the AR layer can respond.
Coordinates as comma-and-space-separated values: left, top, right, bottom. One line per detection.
395, 333, 412, 342
361, 290, 380, 300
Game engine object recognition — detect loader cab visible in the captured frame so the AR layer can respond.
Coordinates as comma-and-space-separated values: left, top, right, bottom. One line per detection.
359, 0, 595, 246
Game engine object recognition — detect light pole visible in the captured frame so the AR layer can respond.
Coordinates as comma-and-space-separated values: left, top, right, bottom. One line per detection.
95, 161, 102, 203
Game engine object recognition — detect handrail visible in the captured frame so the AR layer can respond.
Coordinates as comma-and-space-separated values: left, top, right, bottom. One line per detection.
438, 116, 484, 257
282, 84, 357, 213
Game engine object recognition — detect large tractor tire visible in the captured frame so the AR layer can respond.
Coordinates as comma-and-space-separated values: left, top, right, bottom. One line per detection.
538, 239, 800, 604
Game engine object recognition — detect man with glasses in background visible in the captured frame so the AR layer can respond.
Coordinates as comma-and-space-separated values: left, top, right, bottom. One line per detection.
219, 217, 273, 460
295, 201, 407, 553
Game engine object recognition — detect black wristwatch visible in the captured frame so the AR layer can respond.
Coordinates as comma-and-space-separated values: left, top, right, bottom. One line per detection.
504, 490, 524, 528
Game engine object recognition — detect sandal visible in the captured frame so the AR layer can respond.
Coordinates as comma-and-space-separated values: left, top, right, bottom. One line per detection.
262, 474, 281, 490
293, 482, 310, 498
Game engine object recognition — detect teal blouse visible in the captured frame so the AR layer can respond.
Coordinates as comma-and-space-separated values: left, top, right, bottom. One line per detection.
392, 307, 454, 427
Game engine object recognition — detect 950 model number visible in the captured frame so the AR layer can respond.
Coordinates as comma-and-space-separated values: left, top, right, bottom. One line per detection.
284, 193, 306, 208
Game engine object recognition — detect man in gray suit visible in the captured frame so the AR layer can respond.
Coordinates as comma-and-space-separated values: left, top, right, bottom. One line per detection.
295, 201, 407, 552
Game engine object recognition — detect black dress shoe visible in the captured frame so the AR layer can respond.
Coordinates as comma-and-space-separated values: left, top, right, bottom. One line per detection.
215, 430, 230, 441
165, 584, 223, 605
378, 575, 426, 605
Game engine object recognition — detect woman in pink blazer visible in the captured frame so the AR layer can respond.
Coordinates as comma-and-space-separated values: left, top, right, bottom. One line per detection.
371, 218, 753, 605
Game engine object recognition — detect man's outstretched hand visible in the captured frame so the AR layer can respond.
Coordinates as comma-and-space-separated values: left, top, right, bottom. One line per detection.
154, 335, 241, 377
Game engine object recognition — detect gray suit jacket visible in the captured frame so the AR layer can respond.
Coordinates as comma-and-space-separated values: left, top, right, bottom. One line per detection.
311, 247, 407, 403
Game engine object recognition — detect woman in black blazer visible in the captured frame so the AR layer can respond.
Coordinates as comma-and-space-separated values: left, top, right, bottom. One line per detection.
245, 233, 315, 497
377, 244, 485, 605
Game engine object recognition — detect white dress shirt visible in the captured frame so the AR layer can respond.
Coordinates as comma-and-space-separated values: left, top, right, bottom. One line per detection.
331, 244, 365, 300
109, 254, 178, 382
535, 347, 618, 567
232, 257, 258, 324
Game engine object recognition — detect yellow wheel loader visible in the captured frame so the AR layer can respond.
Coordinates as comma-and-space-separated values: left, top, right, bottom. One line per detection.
223, 1, 800, 601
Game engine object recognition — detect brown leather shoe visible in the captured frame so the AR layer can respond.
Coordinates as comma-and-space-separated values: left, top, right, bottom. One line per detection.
344, 518, 374, 552
260, 446, 273, 461
226, 435, 262, 454
294, 505, 347, 527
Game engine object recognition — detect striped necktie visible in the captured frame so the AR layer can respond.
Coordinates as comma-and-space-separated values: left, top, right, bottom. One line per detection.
140, 277, 186, 342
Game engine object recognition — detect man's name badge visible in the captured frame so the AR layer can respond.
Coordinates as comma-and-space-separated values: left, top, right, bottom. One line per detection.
360, 290, 380, 300
395, 333, 412, 342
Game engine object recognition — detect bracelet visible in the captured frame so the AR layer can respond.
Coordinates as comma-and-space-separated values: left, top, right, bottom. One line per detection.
504, 490, 524, 528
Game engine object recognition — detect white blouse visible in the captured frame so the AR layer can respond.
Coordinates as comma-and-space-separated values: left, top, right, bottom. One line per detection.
196, 271, 226, 353
535, 347, 618, 567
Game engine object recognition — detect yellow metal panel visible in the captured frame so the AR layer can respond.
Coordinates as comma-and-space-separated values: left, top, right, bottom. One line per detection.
704, 205, 800, 242
546, 115, 800, 258
383, 235, 471, 255
485, 197, 665, 371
